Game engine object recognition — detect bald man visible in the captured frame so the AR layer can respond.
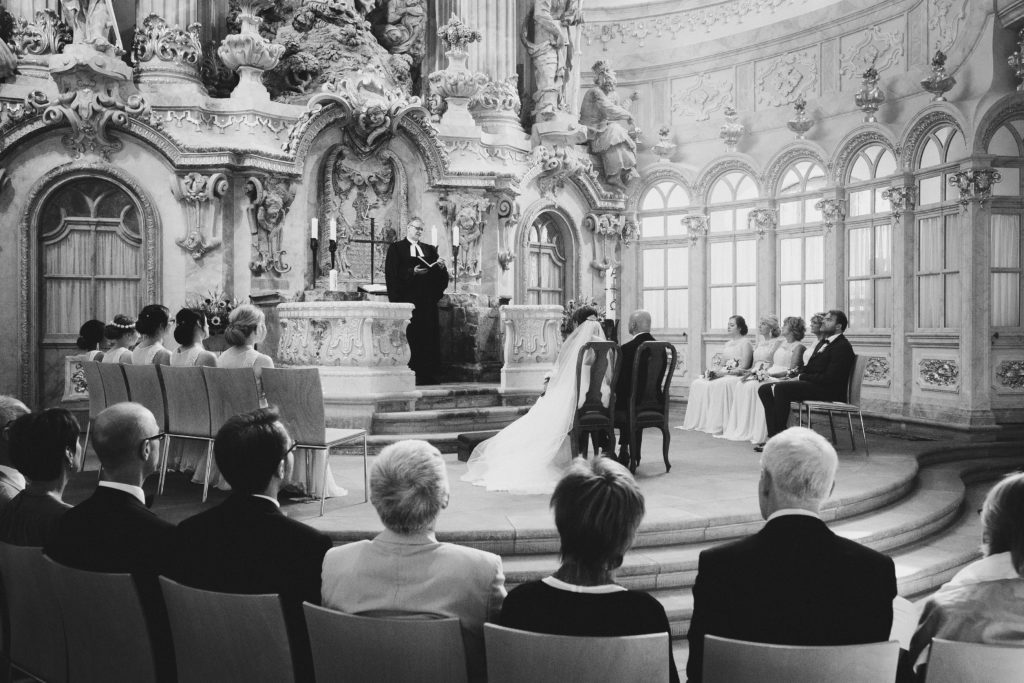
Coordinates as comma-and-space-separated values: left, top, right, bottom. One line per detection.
0, 396, 30, 509
614, 311, 655, 471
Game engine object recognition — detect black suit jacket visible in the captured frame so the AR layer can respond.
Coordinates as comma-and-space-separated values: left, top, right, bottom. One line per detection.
384, 239, 449, 305
686, 514, 896, 682
615, 332, 655, 403
799, 333, 855, 401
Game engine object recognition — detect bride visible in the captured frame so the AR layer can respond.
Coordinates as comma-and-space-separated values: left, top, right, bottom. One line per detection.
462, 311, 610, 495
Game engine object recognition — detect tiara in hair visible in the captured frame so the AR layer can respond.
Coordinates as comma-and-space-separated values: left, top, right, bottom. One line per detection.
109, 320, 135, 330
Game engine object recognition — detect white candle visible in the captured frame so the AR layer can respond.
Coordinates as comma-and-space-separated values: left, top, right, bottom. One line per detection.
431, 226, 438, 246
451, 222, 458, 249
329, 269, 338, 291
329, 218, 337, 241
310, 218, 318, 239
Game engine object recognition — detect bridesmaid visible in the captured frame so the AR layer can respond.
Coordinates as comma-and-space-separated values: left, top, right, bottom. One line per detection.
101, 314, 138, 364
170, 309, 218, 368
131, 304, 171, 366
75, 320, 106, 362
681, 315, 754, 434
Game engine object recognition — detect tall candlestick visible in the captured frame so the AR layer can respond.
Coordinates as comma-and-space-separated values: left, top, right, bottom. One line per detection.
329, 217, 337, 241
328, 269, 338, 291
310, 218, 318, 239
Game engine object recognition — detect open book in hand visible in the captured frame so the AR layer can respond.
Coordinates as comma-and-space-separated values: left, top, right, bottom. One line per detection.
417, 256, 446, 269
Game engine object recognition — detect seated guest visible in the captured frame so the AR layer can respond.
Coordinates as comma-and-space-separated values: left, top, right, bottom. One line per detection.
0, 409, 78, 546
500, 458, 678, 683
171, 408, 332, 683
132, 304, 171, 366
322, 440, 505, 683
0, 396, 30, 509
681, 315, 753, 435
755, 309, 854, 451
686, 427, 895, 682
170, 308, 218, 368
102, 314, 139, 364
76, 319, 106, 361
802, 312, 826, 365
909, 472, 1024, 677
614, 309, 654, 470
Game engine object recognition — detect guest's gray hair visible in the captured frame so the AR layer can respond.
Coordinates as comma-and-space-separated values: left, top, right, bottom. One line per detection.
981, 472, 1024, 577
370, 440, 449, 534
760, 427, 837, 507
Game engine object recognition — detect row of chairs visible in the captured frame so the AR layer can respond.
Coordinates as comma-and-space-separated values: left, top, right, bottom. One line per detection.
80, 362, 367, 513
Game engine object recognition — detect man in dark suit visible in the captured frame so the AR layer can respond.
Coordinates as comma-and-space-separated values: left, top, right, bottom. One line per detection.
0, 395, 30, 509
756, 309, 855, 450
384, 217, 450, 385
45, 402, 175, 680
614, 310, 654, 469
685, 427, 896, 682
170, 407, 332, 683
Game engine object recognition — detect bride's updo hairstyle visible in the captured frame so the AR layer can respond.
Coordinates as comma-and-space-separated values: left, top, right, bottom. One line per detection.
224, 304, 266, 346
104, 314, 137, 341
571, 306, 601, 328
173, 308, 207, 346
76, 320, 105, 351
136, 304, 170, 337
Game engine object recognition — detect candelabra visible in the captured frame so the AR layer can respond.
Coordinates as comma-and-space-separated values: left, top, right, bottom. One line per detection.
328, 236, 337, 270
309, 236, 319, 279
452, 240, 460, 292
786, 97, 814, 139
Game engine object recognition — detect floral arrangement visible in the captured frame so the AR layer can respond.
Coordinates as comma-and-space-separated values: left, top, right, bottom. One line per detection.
754, 364, 771, 382
437, 14, 482, 51
724, 358, 739, 371
185, 289, 241, 335
561, 296, 604, 339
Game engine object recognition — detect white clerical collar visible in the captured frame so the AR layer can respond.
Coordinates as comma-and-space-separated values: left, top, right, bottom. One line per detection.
408, 240, 424, 257
98, 481, 146, 505
252, 493, 280, 508
542, 576, 628, 594
767, 508, 821, 522
0, 465, 24, 489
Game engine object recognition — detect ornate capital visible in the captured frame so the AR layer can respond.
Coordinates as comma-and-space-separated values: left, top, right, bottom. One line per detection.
948, 168, 1001, 208
438, 190, 493, 281
681, 213, 710, 246
10, 9, 71, 58
171, 172, 228, 260
747, 208, 777, 239
815, 197, 846, 234
882, 185, 916, 221
134, 14, 203, 85
246, 176, 295, 278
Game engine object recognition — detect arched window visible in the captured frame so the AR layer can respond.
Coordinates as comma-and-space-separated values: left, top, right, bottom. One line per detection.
915, 124, 966, 329
987, 121, 1024, 328
525, 213, 568, 305
637, 180, 689, 330
707, 171, 758, 329
846, 144, 898, 331
776, 161, 826, 321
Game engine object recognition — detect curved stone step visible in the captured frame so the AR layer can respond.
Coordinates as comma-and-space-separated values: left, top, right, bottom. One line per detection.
413, 385, 503, 411
372, 406, 530, 435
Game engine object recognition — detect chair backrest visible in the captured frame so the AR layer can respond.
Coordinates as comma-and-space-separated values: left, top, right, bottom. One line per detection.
160, 577, 295, 683
97, 362, 130, 405
158, 366, 212, 438
926, 638, 1024, 683
573, 341, 621, 419
44, 556, 158, 683
260, 368, 326, 447
485, 623, 668, 683
304, 603, 468, 683
123, 364, 167, 429
0, 543, 67, 683
81, 360, 107, 419
702, 635, 899, 683
847, 354, 868, 405
630, 342, 678, 416
201, 367, 261, 435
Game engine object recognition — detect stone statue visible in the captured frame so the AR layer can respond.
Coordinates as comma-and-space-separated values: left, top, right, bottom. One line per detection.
61, 0, 121, 52
524, 0, 583, 120
579, 60, 639, 189
247, 177, 295, 277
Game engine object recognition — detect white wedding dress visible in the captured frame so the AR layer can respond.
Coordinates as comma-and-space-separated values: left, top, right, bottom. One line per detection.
720, 340, 801, 444
462, 320, 610, 495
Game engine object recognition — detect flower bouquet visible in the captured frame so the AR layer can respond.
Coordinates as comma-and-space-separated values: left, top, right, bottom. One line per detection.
744, 361, 770, 382
185, 289, 241, 335
560, 297, 604, 340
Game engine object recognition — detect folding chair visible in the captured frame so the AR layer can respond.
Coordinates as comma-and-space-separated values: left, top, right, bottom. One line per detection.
158, 366, 214, 496
0, 543, 67, 683
798, 354, 870, 456
79, 361, 106, 473
123, 365, 169, 494
97, 362, 130, 405
702, 635, 898, 683
201, 367, 262, 502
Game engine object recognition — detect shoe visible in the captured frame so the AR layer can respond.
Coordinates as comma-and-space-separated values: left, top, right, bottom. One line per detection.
753, 443, 765, 453
628, 458, 639, 475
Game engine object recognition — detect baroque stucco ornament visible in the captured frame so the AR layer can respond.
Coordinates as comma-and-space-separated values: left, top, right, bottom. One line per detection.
171, 172, 228, 260
532, 144, 597, 198
949, 168, 1001, 207
218, 0, 284, 101
133, 14, 203, 84
919, 358, 960, 389
585, 213, 635, 275
747, 208, 776, 239
246, 175, 295, 277
10, 9, 71, 58
438, 190, 493, 280
882, 185, 916, 221
995, 360, 1024, 390
494, 195, 520, 271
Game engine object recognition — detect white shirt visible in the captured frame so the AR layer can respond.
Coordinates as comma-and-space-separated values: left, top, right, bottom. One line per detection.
408, 240, 424, 258
252, 493, 280, 508
542, 576, 627, 594
0, 465, 25, 490
97, 481, 146, 505
767, 508, 821, 522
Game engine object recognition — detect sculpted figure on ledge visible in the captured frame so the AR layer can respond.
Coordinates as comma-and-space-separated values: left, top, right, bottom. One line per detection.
579, 60, 639, 189
61, 0, 120, 51
524, 0, 583, 120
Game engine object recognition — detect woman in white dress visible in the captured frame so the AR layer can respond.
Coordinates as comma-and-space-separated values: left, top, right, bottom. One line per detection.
130, 304, 172, 366
169, 308, 219, 473
101, 314, 138, 364
75, 320, 106, 362
803, 312, 826, 365
721, 316, 806, 444
462, 314, 610, 495
681, 315, 754, 434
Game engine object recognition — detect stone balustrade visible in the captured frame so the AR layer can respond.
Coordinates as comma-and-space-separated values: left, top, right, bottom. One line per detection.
499, 304, 564, 394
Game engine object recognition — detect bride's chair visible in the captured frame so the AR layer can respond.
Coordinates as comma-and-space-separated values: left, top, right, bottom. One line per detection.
569, 341, 621, 459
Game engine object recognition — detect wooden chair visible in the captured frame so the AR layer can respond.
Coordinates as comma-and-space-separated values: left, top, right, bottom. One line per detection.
569, 341, 621, 459
80, 361, 106, 473
925, 638, 1024, 683
702, 635, 899, 683
97, 361, 130, 405
484, 623, 669, 683
201, 367, 262, 502
261, 368, 368, 514
797, 354, 870, 456
123, 364, 169, 494
158, 366, 214, 496
615, 341, 678, 474
0, 543, 67, 683
160, 577, 295, 683
303, 604, 468, 683
44, 556, 158, 683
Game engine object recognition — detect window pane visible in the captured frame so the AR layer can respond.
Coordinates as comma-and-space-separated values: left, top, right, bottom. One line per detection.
780, 169, 801, 195
781, 285, 802, 319
849, 190, 872, 216
805, 236, 824, 280
643, 249, 665, 287
991, 215, 1021, 268
874, 277, 892, 328
849, 227, 871, 277
851, 156, 871, 182
709, 210, 734, 233
875, 224, 892, 275
709, 242, 733, 284
643, 290, 665, 329
919, 176, 941, 205
945, 273, 960, 327
780, 238, 802, 281
642, 187, 666, 211
947, 130, 967, 162
779, 200, 801, 226
805, 283, 824, 320
848, 280, 871, 330
944, 215, 959, 270
666, 213, 687, 237
710, 178, 733, 204
918, 217, 942, 271
735, 240, 756, 283
875, 187, 891, 214
919, 274, 941, 327
666, 289, 688, 328
992, 273, 1021, 326
920, 139, 941, 169
993, 167, 1020, 197
735, 286, 757, 325
641, 215, 663, 238
735, 207, 752, 233
710, 288, 732, 327
666, 247, 688, 286
987, 126, 1019, 156
805, 198, 822, 223
876, 150, 897, 178
735, 175, 759, 201
666, 185, 690, 208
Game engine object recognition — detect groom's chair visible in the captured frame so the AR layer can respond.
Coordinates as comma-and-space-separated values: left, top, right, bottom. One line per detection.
614, 341, 677, 474
570, 341, 621, 460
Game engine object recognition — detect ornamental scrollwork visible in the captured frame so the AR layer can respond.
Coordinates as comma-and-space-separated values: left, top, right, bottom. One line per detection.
839, 25, 905, 82
755, 50, 818, 109
863, 356, 891, 387
438, 190, 493, 280
10, 9, 71, 57
747, 208, 776, 239
948, 168, 1001, 207
246, 175, 295, 278
494, 195, 520, 271
815, 198, 846, 234
882, 185, 915, 221
995, 360, 1024, 390
919, 358, 960, 389
133, 14, 203, 68
531, 144, 598, 198
585, 213, 633, 275
171, 172, 228, 260
670, 72, 733, 122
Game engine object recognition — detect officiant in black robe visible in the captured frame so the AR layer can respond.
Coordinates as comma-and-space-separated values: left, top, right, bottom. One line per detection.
385, 218, 450, 385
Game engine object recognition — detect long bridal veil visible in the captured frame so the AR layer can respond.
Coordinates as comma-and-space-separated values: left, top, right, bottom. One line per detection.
461, 320, 607, 494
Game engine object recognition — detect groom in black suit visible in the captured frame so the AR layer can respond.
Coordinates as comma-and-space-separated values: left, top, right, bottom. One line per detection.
614, 310, 654, 468
756, 309, 855, 449
385, 217, 450, 385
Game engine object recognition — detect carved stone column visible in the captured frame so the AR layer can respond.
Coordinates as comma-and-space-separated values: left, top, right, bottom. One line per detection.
8, 0, 67, 80
462, 0, 523, 136
136, 1, 200, 25
499, 304, 563, 394
133, 2, 204, 91
883, 176, 916, 417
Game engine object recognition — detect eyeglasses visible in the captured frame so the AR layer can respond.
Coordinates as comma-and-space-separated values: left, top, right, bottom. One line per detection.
284, 442, 298, 458
139, 432, 166, 450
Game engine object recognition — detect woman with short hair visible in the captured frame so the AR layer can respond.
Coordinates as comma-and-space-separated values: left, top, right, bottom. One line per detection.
909, 472, 1024, 676
321, 440, 506, 683
500, 458, 678, 682
102, 314, 138, 364
132, 304, 172, 366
